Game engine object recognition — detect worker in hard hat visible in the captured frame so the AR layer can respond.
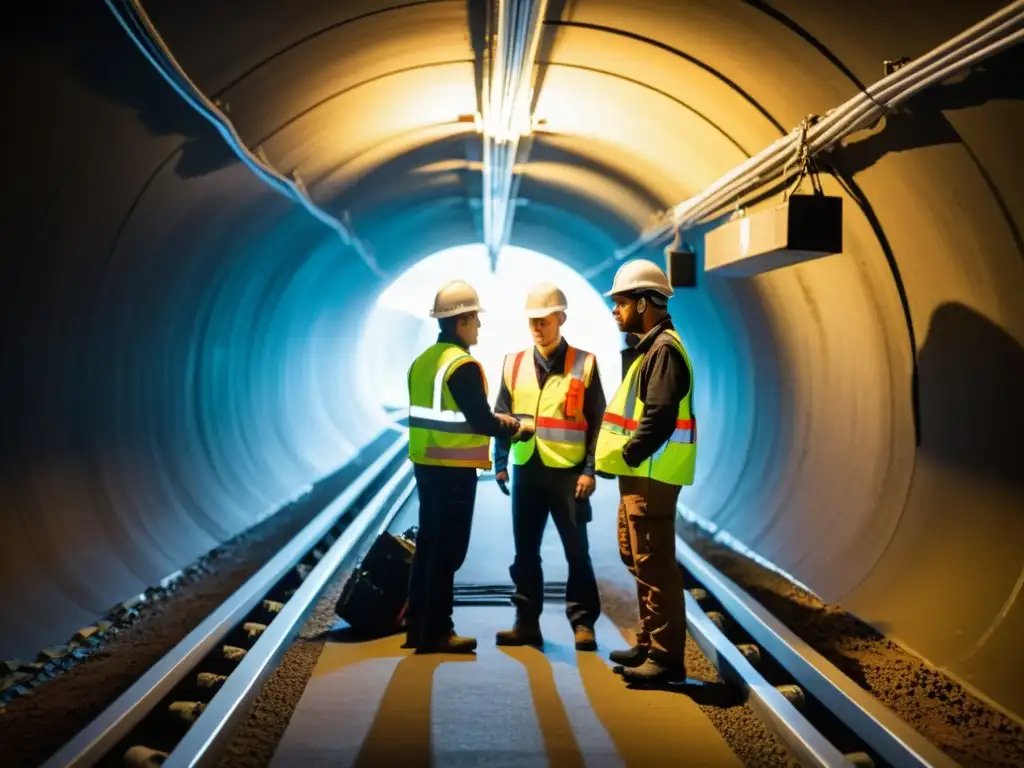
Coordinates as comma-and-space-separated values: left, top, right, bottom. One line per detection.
491, 282, 607, 651
594, 258, 696, 684
406, 279, 531, 654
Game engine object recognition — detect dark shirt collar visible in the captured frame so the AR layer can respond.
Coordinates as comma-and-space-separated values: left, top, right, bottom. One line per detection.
437, 330, 468, 351
533, 337, 567, 373
624, 316, 674, 356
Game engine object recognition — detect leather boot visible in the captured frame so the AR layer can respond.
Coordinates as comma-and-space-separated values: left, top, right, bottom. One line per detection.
573, 625, 597, 651
401, 620, 418, 649
620, 657, 686, 684
609, 644, 648, 668
415, 631, 477, 654
496, 617, 544, 647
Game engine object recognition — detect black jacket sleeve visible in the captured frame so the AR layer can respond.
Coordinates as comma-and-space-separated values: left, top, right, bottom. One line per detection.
581, 359, 607, 477
622, 344, 691, 467
446, 361, 519, 440
492, 365, 514, 473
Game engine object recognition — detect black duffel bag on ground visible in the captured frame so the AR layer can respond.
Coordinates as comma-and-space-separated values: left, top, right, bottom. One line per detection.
335, 527, 417, 636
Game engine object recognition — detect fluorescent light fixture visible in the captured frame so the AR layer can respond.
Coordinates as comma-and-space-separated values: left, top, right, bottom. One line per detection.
480, 0, 550, 267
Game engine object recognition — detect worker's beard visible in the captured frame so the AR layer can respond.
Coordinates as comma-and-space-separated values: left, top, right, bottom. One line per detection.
619, 314, 643, 335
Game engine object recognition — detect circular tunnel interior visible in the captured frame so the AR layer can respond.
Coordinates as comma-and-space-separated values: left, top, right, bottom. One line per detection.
2, 0, 1023, 723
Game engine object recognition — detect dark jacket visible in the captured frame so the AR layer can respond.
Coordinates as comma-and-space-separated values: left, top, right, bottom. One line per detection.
425, 332, 520, 440
493, 337, 606, 477
620, 317, 692, 468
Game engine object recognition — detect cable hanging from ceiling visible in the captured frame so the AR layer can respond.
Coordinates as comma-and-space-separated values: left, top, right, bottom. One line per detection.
104, 0, 383, 278
609, 0, 1024, 266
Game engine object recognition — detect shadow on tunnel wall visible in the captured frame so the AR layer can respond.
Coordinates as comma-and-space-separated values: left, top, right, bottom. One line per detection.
834, 46, 1023, 170
12, 1, 237, 179
916, 302, 1024, 488
830, 45, 1024, 260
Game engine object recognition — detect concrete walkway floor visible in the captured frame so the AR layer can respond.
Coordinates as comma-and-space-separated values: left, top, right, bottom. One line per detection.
270, 607, 739, 767
269, 476, 740, 767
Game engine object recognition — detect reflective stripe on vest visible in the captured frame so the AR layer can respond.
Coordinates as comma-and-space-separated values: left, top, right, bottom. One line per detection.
594, 330, 696, 485
407, 344, 491, 468
409, 359, 476, 433
506, 344, 593, 468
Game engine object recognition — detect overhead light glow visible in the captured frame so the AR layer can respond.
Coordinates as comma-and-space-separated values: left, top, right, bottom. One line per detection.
480, 0, 550, 267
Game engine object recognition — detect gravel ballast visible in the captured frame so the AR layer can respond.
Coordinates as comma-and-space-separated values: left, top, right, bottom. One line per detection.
599, 579, 799, 768
0, 452, 379, 768
213, 571, 350, 768
679, 520, 1024, 768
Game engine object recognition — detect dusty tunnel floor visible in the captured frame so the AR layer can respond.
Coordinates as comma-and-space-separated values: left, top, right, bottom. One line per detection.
213, 576, 799, 768
0, 496, 332, 767
3, 461, 1020, 767
678, 519, 1024, 768
217, 481, 799, 768
0, 446, 385, 768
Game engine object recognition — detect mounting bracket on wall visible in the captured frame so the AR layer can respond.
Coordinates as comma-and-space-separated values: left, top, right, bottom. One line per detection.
882, 56, 912, 76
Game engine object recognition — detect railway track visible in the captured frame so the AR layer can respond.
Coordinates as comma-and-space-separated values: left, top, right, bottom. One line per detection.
41, 434, 413, 768
674, 537, 958, 768
39, 429, 956, 767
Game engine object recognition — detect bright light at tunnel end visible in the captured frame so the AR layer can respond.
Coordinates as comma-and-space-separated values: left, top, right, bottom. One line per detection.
355, 243, 623, 437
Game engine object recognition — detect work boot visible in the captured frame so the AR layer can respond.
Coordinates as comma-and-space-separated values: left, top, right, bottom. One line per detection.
415, 631, 477, 654
609, 644, 648, 668
401, 627, 418, 649
620, 657, 686, 685
574, 625, 597, 651
495, 618, 544, 647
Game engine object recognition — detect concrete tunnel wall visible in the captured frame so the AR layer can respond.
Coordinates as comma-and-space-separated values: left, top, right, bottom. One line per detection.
1, 0, 1022, 719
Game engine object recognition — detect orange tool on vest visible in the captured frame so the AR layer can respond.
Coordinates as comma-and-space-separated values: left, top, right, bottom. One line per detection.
563, 348, 584, 419
564, 379, 584, 419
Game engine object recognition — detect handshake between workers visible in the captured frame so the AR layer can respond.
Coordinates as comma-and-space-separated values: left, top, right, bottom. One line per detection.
495, 413, 594, 500
405, 259, 698, 687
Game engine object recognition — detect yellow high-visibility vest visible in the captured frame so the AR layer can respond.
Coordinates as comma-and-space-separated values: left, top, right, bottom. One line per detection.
594, 330, 696, 486
407, 342, 491, 470
503, 344, 595, 469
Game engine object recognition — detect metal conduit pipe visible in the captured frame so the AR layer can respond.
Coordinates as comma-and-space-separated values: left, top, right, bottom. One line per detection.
675, 17, 1024, 235
688, 4, 1024, 224
105, 0, 383, 277
481, 0, 549, 268
610, 0, 1024, 262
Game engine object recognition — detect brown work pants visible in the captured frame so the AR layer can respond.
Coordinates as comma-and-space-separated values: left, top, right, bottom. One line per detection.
617, 476, 687, 665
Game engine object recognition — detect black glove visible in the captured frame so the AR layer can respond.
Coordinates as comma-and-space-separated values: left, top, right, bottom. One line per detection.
495, 472, 510, 496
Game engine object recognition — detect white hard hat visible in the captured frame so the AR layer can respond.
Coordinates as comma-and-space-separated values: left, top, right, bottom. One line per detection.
523, 282, 568, 319
429, 279, 484, 319
603, 258, 674, 299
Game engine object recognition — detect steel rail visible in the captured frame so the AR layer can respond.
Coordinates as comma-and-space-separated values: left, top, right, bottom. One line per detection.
42, 434, 408, 768
682, 587, 857, 767
166, 463, 416, 767
677, 535, 959, 768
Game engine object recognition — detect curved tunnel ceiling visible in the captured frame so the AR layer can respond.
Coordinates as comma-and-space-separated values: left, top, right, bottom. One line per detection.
2, 0, 1023, 721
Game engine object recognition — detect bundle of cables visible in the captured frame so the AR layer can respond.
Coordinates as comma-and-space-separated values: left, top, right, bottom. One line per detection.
613, 0, 1024, 260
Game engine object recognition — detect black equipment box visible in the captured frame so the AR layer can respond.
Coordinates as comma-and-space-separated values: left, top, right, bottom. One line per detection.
666, 247, 698, 288
704, 194, 843, 277
335, 528, 416, 635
